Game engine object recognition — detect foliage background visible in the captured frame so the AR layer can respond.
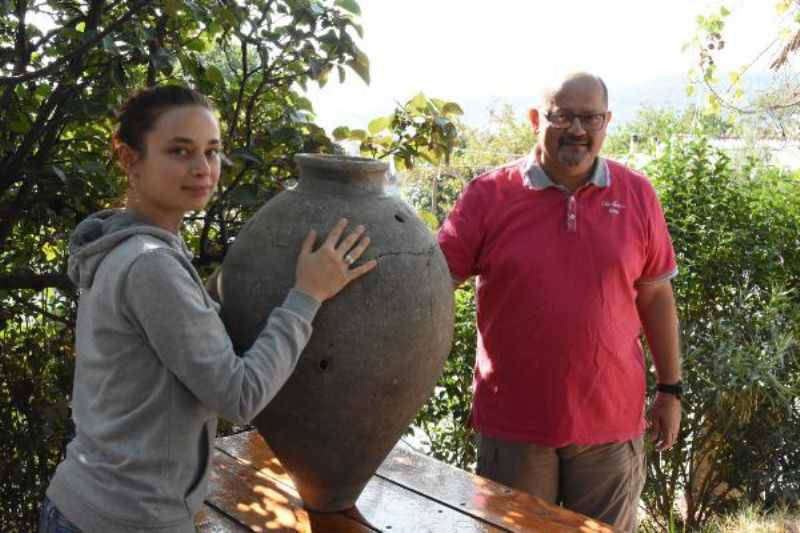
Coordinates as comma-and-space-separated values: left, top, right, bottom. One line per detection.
407, 109, 800, 532
3, 0, 800, 531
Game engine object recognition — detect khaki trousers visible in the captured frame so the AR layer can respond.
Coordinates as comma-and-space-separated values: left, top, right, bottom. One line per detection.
476, 434, 645, 532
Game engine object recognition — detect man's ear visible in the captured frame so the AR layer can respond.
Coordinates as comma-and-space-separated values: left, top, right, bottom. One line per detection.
528, 108, 540, 134
605, 110, 613, 128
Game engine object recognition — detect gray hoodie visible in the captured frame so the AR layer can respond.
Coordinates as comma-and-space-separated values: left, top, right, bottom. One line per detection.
46, 209, 319, 532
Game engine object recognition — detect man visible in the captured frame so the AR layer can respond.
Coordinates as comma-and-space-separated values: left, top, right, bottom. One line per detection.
437, 72, 682, 531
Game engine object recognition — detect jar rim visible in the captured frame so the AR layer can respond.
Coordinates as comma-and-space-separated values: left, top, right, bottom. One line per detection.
294, 153, 389, 174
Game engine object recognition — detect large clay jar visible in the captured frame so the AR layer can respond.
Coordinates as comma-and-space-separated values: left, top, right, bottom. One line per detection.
216, 154, 454, 511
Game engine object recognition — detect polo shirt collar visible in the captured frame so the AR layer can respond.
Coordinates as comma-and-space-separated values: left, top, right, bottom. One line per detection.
522, 151, 611, 191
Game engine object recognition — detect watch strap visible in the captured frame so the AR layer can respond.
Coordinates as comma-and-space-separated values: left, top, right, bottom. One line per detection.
656, 381, 683, 399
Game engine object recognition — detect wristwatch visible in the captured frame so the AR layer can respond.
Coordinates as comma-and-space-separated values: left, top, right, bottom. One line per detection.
656, 381, 683, 400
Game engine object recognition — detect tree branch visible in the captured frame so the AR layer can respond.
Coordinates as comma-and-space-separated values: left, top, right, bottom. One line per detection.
0, 78, 87, 197
225, 39, 249, 141
0, 176, 33, 249
30, 11, 85, 53
0, 272, 72, 291
146, 13, 168, 87
8, 292, 76, 327
0, 0, 151, 85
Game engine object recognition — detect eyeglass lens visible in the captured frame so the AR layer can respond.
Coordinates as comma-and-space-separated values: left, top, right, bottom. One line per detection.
547, 112, 606, 130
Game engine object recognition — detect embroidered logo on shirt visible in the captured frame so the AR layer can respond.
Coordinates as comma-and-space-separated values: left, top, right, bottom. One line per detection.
602, 201, 626, 215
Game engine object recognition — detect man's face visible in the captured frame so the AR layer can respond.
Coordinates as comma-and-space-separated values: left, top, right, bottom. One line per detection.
536, 78, 610, 175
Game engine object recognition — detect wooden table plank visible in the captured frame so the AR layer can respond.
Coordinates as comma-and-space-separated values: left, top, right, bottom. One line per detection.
215, 431, 612, 532
196, 504, 245, 532
341, 470, 503, 532
214, 434, 502, 532
207, 449, 375, 532
377, 446, 613, 533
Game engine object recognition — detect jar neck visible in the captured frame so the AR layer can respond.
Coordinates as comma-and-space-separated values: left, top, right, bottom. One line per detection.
294, 154, 388, 195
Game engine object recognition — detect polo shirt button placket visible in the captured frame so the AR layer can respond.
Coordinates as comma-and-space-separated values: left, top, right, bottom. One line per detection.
567, 195, 577, 232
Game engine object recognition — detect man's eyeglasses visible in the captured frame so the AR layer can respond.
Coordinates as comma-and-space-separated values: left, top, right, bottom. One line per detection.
544, 111, 608, 131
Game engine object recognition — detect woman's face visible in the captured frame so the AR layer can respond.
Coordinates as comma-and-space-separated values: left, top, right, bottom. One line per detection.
126, 105, 221, 229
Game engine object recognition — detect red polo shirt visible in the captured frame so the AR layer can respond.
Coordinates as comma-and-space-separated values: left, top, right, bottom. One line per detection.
437, 156, 677, 447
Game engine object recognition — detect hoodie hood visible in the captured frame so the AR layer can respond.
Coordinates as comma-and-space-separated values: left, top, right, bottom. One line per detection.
68, 209, 192, 289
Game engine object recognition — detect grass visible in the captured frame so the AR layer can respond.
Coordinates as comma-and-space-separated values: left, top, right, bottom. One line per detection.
639, 505, 800, 533
702, 506, 800, 533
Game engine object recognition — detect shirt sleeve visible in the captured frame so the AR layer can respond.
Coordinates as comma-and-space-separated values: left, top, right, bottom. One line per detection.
437, 179, 487, 283
637, 183, 678, 285
123, 249, 320, 424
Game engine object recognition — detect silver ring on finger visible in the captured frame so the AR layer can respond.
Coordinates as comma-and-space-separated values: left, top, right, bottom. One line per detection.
344, 253, 354, 265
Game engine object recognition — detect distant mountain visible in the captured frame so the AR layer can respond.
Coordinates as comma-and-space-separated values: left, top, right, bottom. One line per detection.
456, 72, 776, 130
311, 72, 778, 136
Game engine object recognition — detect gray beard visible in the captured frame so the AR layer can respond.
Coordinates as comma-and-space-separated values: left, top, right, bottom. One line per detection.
557, 145, 589, 167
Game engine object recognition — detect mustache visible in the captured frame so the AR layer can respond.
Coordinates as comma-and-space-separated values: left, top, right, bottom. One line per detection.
560, 136, 590, 145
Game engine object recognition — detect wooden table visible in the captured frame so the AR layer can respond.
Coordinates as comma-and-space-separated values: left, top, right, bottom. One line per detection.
195, 430, 612, 532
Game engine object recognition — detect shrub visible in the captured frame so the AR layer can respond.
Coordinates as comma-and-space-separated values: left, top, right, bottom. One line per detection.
642, 137, 800, 530
412, 284, 478, 469
0, 291, 76, 531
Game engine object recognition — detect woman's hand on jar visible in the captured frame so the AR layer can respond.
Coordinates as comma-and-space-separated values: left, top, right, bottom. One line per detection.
294, 218, 377, 303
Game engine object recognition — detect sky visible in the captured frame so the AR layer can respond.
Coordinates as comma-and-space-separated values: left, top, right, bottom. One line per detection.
306, 0, 787, 132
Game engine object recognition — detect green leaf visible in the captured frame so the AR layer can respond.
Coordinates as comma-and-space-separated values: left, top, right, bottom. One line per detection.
706, 94, 721, 114
346, 52, 370, 85
293, 96, 314, 112
9, 115, 29, 133
442, 102, 464, 116
332, 126, 350, 140
434, 117, 451, 128
76, 21, 86, 32
102, 36, 119, 54
150, 48, 176, 74
42, 242, 58, 262
289, 109, 311, 123
349, 129, 367, 141
163, 0, 182, 17
51, 166, 67, 183
206, 21, 222, 36
320, 30, 339, 46
409, 92, 428, 111
228, 184, 263, 207
417, 209, 439, 230
368, 116, 391, 134
34, 84, 51, 99
335, 0, 361, 16
720, 6, 730, 17
205, 65, 225, 86
309, 58, 323, 79
316, 64, 333, 88
186, 38, 209, 53
309, 1, 325, 16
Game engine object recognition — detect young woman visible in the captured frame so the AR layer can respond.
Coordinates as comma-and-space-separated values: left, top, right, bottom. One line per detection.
40, 85, 376, 533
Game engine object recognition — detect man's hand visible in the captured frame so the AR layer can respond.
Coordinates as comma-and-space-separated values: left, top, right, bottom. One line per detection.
294, 218, 377, 303
637, 280, 682, 452
647, 392, 681, 451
